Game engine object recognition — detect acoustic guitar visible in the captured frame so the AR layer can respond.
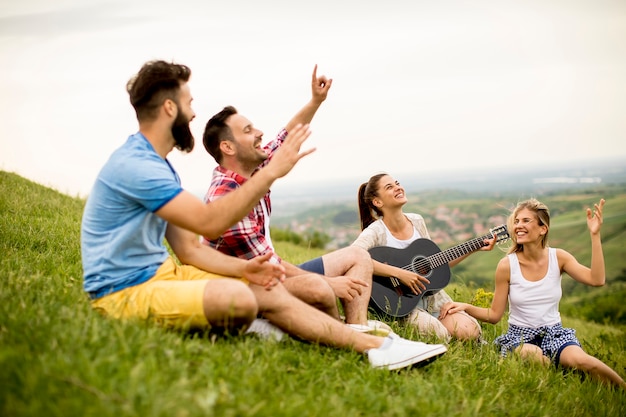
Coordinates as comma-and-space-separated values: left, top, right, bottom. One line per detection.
368, 224, 510, 318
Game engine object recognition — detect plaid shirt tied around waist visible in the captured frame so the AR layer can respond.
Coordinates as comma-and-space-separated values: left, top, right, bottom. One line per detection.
494, 322, 579, 362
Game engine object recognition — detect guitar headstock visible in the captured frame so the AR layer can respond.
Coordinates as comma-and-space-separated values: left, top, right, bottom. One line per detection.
489, 224, 510, 244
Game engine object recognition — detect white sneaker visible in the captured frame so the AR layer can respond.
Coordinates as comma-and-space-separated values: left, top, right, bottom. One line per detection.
367, 336, 447, 370
347, 320, 394, 337
245, 318, 285, 342
367, 320, 394, 336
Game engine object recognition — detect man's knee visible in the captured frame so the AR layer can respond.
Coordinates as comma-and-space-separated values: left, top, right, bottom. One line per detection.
202, 280, 257, 324
304, 274, 336, 306
324, 246, 373, 273
344, 246, 371, 262
352, 246, 373, 273
282, 274, 335, 307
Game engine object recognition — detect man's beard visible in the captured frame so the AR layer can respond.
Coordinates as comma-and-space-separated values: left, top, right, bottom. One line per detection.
234, 141, 268, 172
171, 111, 194, 153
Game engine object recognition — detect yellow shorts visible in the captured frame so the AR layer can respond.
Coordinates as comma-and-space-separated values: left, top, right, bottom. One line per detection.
91, 257, 245, 330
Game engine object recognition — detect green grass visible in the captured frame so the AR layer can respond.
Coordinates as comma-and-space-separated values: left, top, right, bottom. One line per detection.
1, 170, 625, 416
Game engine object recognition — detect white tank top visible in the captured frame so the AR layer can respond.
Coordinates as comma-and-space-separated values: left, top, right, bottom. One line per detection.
383, 221, 421, 249
507, 247, 562, 328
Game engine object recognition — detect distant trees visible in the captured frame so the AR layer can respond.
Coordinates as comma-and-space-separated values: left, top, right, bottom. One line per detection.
271, 227, 331, 249
560, 269, 626, 325
561, 283, 626, 326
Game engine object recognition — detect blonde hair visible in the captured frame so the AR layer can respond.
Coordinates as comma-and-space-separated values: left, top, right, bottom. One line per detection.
507, 198, 551, 254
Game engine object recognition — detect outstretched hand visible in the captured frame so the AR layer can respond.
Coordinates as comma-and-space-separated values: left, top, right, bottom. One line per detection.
264, 123, 316, 179
439, 301, 469, 319
586, 198, 605, 235
242, 252, 286, 290
311, 64, 332, 104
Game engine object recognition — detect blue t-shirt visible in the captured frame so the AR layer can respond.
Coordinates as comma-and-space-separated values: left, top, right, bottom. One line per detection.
81, 133, 183, 298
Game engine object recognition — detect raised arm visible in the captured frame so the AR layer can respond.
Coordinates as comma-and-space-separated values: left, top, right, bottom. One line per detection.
559, 198, 606, 287
284, 65, 332, 133
157, 123, 314, 239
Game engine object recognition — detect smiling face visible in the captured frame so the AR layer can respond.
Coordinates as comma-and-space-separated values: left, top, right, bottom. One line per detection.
509, 199, 551, 252
512, 208, 546, 244
225, 113, 267, 168
373, 175, 408, 212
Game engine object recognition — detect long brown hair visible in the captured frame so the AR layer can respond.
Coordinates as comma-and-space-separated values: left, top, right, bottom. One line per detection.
357, 173, 387, 230
507, 198, 551, 254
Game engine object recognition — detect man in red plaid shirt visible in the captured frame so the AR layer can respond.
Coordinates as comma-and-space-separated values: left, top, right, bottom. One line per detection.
201, 66, 382, 332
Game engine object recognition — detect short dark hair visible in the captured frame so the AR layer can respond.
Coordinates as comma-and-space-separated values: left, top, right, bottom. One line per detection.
126, 60, 191, 121
203, 106, 238, 164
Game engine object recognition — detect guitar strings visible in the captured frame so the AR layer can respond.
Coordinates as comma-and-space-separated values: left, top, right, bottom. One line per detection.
393, 233, 497, 275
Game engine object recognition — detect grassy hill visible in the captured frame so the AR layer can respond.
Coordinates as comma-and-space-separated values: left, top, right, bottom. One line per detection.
1, 171, 625, 416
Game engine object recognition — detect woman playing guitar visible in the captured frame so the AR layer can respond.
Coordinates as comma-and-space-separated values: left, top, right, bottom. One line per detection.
353, 173, 498, 342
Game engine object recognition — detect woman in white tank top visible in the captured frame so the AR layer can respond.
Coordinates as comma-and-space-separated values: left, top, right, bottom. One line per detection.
440, 198, 625, 389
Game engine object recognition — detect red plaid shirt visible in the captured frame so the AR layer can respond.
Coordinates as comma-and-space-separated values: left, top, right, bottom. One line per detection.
201, 129, 287, 264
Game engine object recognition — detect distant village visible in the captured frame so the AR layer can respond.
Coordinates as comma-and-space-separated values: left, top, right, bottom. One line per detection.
276, 204, 509, 250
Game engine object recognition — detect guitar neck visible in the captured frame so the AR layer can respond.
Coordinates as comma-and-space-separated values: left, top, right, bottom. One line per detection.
428, 233, 492, 268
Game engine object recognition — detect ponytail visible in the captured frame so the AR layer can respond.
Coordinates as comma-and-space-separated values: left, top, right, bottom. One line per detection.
357, 173, 387, 230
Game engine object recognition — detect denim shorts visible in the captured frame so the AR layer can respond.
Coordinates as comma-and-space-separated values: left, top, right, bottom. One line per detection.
298, 257, 325, 274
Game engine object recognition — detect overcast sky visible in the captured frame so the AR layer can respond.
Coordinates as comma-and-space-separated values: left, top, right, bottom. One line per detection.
1, 0, 625, 198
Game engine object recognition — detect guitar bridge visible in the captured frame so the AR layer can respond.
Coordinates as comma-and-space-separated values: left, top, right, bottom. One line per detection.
390, 276, 403, 296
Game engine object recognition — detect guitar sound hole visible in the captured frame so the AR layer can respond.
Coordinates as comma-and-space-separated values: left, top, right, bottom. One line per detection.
411, 256, 431, 276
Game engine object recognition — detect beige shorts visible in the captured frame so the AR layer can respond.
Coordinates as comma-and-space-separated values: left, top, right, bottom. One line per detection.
408, 290, 481, 340
91, 257, 244, 330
